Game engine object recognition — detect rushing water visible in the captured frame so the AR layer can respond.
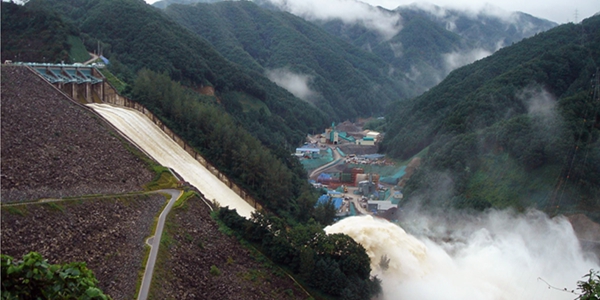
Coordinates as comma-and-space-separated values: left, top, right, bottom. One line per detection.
325, 210, 599, 300
88, 103, 256, 218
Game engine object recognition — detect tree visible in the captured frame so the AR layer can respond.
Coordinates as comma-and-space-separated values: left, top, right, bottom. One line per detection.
313, 197, 337, 226
1, 252, 110, 299
577, 269, 600, 300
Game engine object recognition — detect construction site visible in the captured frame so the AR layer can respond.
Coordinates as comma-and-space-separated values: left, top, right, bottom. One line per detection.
296, 121, 422, 221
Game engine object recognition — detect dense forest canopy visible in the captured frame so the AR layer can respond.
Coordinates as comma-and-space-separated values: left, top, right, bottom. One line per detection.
1, 0, 333, 223
218, 207, 382, 299
24, 0, 328, 147
130, 69, 327, 221
321, 6, 555, 97
162, 1, 405, 120
157, 0, 557, 116
4, 0, 596, 218
1, 2, 73, 63
382, 16, 600, 216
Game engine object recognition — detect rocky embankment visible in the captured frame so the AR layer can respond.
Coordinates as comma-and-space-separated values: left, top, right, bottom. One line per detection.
1, 65, 310, 299
1, 194, 165, 299
0, 66, 154, 202
150, 196, 307, 300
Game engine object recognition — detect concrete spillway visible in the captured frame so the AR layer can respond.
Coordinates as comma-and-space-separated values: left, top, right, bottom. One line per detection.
88, 103, 255, 218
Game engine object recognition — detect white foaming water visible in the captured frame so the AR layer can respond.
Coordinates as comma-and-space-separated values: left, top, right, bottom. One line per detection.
88, 103, 255, 218
325, 210, 599, 300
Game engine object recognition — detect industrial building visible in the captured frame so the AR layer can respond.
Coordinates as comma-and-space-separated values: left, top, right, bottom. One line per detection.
367, 200, 398, 214
295, 145, 321, 158
320, 122, 380, 146
23, 62, 105, 104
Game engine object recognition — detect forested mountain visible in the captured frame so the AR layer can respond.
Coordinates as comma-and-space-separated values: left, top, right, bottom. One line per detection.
381, 16, 600, 216
6, 0, 582, 217
152, 0, 222, 9
8, 0, 332, 222
318, 4, 557, 96
162, 1, 406, 120
1, 2, 72, 63
25, 0, 328, 144
154, 0, 556, 111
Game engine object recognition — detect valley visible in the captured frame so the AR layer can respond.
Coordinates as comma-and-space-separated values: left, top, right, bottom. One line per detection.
2, 0, 599, 299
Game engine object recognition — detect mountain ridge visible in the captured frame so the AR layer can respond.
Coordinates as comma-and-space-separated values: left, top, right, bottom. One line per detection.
381, 15, 600, 214
162, 0, 406, 120
155, 0, 557, 98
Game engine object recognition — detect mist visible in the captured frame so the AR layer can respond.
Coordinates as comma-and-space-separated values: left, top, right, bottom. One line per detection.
260, 0, 402, 40
521, 86, 558, 120
325, 210, 599, 300
360, 0, 597, 24
520, 86, 567, 148
442, 48, 492, 72
265, 67, 318, 102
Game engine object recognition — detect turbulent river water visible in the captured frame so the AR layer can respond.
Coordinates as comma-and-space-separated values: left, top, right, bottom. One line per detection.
88, 103, 255, 218
325, 211, 600, 300
89, 103, 598, 299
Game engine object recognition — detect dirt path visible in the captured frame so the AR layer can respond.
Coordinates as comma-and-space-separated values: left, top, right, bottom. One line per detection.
87, 103, 255, 218
83, 52, 99, 65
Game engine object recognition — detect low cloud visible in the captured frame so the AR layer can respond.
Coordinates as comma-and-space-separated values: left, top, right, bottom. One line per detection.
403, 2, 520, 23
404, 2, 539, 34
521, 86, 557, 120
265, 67, 318, 102
519, 86, 565, 142
442, 48, 492, 72
474, 3, 519, 22
388, 42, 403, 58
260, 0, 403, 40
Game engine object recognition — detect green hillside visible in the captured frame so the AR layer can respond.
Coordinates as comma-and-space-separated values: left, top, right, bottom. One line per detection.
6, 0, 330, 223
163, 1, 406, 120
382, 16, 600, 216
320, 5, 557, 97
27, 0, 328, 146
1, 2, 72, 63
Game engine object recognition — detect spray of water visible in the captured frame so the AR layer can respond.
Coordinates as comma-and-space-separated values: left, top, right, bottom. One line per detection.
325, 210, 599, 300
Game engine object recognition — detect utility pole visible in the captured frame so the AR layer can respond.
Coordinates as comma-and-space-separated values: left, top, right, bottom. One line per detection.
594, 67, 599, 103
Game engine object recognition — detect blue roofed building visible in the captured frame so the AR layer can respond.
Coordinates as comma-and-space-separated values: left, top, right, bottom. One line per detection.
99, 55, 110, 65
295, 145, 320, 158
315, 194, 343, 210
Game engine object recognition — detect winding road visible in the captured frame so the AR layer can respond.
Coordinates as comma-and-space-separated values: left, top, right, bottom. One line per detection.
137, 189, 182, 300
87, 102, 258, 298
309, 147, 344, 179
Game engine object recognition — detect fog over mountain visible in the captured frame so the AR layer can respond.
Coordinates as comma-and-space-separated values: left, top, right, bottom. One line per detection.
259, 0, 403, 40
265, 67, 319, 103
154, 0, 556, 100
360, 0, 599, 24
3, 1, 598, 298
310, 1, 556, 95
